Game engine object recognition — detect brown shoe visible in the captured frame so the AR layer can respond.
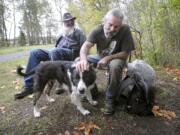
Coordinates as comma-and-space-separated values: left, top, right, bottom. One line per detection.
103, 101, 115, 115
14, 87, 33, 100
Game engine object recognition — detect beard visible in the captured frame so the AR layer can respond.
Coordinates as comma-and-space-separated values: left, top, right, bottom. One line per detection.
62, 25, 75, 36
103, 26, 119, 39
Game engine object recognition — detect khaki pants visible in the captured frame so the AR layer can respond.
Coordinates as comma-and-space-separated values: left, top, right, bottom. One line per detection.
105, 59, 126, 103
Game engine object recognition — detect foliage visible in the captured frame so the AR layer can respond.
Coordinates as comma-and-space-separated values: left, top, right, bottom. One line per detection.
19, 0, 55, 45
0, 0, 9, 47
0, 57, 27, 104
18, 29, 26, 46
126, 0, 180, 66
67, 0, 111, 34
1, 0, 179, 66
66, 0, 179, 66
20, 0, 42, 45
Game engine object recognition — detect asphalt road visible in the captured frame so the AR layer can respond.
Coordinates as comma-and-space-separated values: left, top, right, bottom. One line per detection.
0, 51, 29, 62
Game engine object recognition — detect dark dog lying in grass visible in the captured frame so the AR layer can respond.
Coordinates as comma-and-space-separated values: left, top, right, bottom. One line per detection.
17, 61, 98, 117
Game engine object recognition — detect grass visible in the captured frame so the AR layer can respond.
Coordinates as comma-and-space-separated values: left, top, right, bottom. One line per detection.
0, 44, 53, 55
0, 45, 97, 105
0, 55, 55, 134
0, 46, 97, 134
0, 51, 180, 135
0, 56, 28, 105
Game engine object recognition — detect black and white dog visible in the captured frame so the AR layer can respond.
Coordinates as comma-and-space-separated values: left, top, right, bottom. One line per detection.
17, 61, 98, 117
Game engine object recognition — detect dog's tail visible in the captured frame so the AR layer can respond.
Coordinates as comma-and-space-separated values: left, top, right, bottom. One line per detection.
17, 65, 35, 77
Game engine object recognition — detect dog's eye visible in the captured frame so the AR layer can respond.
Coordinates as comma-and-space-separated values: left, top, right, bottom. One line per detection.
75, 73, 80, 79
136, 98, 139, 103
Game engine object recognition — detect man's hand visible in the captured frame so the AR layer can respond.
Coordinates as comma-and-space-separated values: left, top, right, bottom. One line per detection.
97, 56, 110, 69
76, 59, 89, 72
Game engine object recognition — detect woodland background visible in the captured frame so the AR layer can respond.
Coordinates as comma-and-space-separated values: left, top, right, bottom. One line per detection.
0, 0, 179, 66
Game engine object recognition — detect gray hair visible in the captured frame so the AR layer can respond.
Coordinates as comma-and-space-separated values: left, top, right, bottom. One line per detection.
103, 8, 124, 23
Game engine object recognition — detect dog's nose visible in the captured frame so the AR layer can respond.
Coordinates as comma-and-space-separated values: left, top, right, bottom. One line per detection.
79, 89, 85, 94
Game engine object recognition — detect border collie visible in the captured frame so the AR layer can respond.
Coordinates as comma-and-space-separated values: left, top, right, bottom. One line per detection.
17, 61, 98, 117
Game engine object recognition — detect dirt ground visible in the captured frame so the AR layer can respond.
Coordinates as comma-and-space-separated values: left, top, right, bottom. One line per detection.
0, 69, 180, 135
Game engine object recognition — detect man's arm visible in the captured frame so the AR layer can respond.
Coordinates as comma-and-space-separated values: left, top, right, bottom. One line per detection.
80, 41, 93, 60
97, 51, 129, 69
107, 51, 129, 60
76, 41, 94, 72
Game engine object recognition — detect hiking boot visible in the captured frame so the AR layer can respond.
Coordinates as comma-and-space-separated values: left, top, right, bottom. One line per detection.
55, 88, 65, 95
14, 87, 33, 100
91, 84, 99, 99
103, 101, 115, 115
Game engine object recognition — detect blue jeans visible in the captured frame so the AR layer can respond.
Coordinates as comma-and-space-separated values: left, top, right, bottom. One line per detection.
24, 48, 73, 88
50, 48, 73, 61
87, 55, 126, 102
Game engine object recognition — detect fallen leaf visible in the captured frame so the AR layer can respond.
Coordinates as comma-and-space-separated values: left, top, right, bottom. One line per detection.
173, 77, 180, 81
12, 80, 20, 90
57, 131, 71, 135
15, 85, 20, 90
74, 121, 100, 135
12, 80, 21, 90
164, 65, 180, 76
72, 131, 81, 135
12, 80, 20, 85
0, 106, 6, 113
152, 105, 176, 120
36, 132, 44, 135
174, 69, 180, 75
27, 94, 34, 99
0, 85, 5, 89
11, 69, 17, 73
40, 106, 48, 111
164, 64, 173, 69
64, 130, 70, 135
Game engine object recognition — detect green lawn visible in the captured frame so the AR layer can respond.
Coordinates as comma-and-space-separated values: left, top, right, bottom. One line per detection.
0, 48, 180, 135
0, 56, 28, 105
0, 44, 53, 55
0, 45, 96, 106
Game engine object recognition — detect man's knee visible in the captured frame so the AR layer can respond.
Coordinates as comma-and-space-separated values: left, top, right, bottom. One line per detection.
109, 59, 126, 72
50, 49, 61, 60
30, 49, 42, 56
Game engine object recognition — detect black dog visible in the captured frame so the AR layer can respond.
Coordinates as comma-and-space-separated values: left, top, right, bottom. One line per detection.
17, 61, 98, 117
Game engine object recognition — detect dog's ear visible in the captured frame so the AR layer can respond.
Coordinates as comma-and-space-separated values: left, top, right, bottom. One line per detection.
71, 63, 76, 68
74, 57, 80, 62
69, 64, 76, 73
60, 64, 67, 73
89, 63, 97, 72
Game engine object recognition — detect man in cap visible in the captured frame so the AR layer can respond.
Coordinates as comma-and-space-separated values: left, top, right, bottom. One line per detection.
14, 12, 86, 100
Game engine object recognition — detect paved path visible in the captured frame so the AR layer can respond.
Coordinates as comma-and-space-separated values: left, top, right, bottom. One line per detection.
0, 51, 29, 62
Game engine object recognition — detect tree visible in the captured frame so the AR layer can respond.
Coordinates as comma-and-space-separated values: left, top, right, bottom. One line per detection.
18, 28, 26, 46
0, 0, 8, 47
125, 0, 180, 66
67, 0, 111, 34
19, 0, 45, 45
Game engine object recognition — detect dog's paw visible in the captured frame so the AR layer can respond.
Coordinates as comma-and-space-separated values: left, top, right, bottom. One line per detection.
34, 106, 41, 118
48, 97, 55, 103
34, 112, 41, 118
82, 110, 90, 115
89, 100, 98, 106
34, 110, 41, 118
46, 95, 55, 103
